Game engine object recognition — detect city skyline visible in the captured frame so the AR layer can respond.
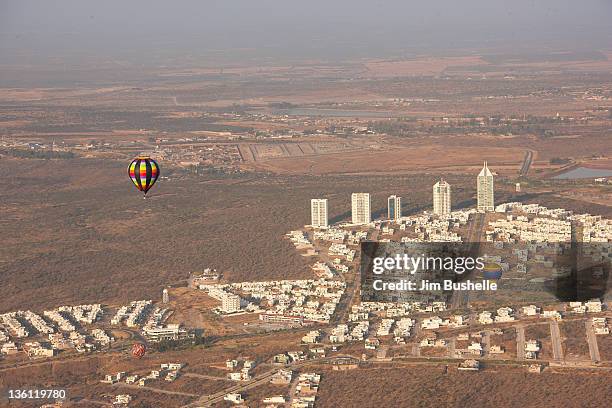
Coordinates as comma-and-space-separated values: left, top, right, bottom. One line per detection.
312, 165, 497, 225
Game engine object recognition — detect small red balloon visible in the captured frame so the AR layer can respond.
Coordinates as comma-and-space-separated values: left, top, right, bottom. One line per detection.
131, 343, 146, 358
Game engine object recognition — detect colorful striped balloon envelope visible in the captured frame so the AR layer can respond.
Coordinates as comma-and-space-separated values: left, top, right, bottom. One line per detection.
128, 156, 160, 197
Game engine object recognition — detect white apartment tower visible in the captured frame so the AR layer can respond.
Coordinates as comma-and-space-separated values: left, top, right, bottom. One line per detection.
221, 294, 241, 314
310, 199, 329, 228
477, 161, 495, 212
433, 179, 451, 216
351, 193, 371, 224
162, 288, 169, 304
387, 195, 402, 221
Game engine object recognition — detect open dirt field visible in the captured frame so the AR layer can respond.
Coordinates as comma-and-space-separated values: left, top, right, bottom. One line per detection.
246, 143, 526, 175
560, 320, 591, 360
316, 365, 612, 408
363, 56, 488, 77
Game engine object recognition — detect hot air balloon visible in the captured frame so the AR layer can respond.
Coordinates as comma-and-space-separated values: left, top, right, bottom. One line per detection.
131, 342, 146, 358
128, 156, 160, 198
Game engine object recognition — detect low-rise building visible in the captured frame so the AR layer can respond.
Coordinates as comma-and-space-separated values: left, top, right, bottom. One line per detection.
224, 393, 243, 404
458, 359, 480, 371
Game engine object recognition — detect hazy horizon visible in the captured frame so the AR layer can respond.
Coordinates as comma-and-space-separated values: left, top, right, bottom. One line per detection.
1, 0, 611, 67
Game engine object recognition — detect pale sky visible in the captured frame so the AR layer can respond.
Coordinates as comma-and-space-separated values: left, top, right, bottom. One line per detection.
1, 0, 611, 64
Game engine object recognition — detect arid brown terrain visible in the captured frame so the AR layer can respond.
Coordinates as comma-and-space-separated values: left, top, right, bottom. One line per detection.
1, 47, 611, 407
316, 365, 612, 408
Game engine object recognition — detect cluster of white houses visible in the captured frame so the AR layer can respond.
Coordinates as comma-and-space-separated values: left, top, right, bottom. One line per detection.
593, 317, 609, 335
398, 210, 474, 242
199, 278, 346, 325
292, 372, 321, 407
0, 304, 114, 358
484, 203, 612, 273
102, 363, 184, 387
244, 372, 321, 407
226, 358, 256, 381
317, 297, 609, 356
0, 299, 189, 359
0, 304, 113, 357
491, 202, 612, 243
320, 301, 446, 348
111, 300, 153, 327
0, 304, 103, 339
109, 299, 188, 342
310, 162, 496, 227
487, 214, 572, 242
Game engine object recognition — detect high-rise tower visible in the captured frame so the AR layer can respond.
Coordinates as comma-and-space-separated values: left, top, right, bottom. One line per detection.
433, 179, 451, 215
477, 161, 495, 212
387, 195, 402, 221
310, 199, 329, 228
351, 193, 371, 224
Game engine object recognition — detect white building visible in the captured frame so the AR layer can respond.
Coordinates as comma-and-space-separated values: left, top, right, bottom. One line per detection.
310, 199, 329, 228
142, 324, 190, 342
263, 396, 286, 404
224, 393, 243, 404
162, 288, 169, 304
351, 193, 371, 224
113, 394, 132, 406
477, 162, 495, 212
222, 294, 242, 313
387, 195, 402, 221
433, 179, 451, 216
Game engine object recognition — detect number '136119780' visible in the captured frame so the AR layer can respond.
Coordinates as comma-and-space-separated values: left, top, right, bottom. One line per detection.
8, 389, 66, 399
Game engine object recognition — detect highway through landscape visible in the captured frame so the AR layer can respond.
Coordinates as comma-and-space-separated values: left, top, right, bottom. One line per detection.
549, 320, 563, 362
519, 150, 535, 177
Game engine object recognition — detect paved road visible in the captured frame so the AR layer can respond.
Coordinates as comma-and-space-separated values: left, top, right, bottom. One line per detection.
585, 319, 602, 363
516, 324, 526, 360
305, 229, 357, 326
183, 372, 228, 381
451, 212, 485, 310
519, 150, 534, 177
482, 330, 491, 358
287, 372, 300, 405
550, 320, 563, 362
75, 398, 113, 407
195, 371, 276, 407
330, 271, 357, 326
113, 383, 199, 398
447, 337, 456, 358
